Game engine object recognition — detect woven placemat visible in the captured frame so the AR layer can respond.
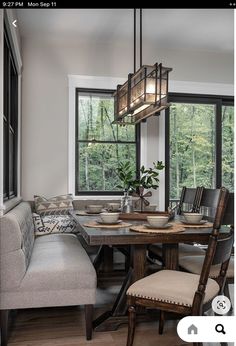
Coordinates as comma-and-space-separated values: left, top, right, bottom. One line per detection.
177, 221, 213, 228
83, 221, 132, 229
129, 223, 185, 234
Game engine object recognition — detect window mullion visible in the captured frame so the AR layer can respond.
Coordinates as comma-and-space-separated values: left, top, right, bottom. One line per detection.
215, 99, 222, 188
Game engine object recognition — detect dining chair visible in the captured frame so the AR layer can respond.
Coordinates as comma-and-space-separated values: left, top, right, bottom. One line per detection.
126, 187, 231, 346
148, 186, 205, 265
177, 186, 203, 215
179, 192, 234, 305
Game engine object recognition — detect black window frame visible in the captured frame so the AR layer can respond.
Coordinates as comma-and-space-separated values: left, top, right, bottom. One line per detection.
75, 87, 140, 196
165, 93, 234, 209
3, 24, 18, 201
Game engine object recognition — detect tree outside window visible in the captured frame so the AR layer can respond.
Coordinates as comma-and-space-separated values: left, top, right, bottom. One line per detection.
75, 89, 138, 194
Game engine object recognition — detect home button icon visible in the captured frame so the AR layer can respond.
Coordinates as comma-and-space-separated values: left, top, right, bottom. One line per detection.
188, 324, 198, 335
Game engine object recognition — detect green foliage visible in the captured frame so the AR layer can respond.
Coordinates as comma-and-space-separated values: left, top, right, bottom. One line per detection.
116, 161, 136, 192
117, 160, 165, 192
77, 94, 136, 192
169, 103, 234, 199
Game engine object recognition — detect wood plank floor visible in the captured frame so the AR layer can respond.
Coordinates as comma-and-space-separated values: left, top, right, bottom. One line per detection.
6, 281, 234, 346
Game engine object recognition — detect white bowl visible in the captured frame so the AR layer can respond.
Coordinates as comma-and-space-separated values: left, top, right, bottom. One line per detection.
146, 216, 169, 228
183, 212, 203, 223
100, 212, 120, 224
107, 203, 120, 211
86, 204, 103, 213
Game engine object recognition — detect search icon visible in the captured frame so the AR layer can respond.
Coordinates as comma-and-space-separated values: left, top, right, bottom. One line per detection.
215, 324, 226, 334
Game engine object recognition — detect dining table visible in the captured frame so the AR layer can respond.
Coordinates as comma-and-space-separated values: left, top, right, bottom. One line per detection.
70, 211, 229, 332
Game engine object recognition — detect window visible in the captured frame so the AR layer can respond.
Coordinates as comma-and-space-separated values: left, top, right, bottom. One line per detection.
222, 104, 234, 191
75, 89, 139, 195
3, 26, 18, 201
166, 94, 234, 207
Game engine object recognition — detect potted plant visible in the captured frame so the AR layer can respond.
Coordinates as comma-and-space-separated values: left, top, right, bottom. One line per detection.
117, 161, 165, 212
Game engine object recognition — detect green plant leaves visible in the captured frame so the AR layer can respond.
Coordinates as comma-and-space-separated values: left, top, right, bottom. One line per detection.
116, 160, 165, 192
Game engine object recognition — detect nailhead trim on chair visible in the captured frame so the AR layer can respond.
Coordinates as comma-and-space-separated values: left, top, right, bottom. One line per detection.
127, 292, 192, 307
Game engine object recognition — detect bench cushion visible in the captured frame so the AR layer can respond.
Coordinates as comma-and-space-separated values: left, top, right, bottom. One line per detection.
21, 234, 96, 291
0, 234, 97, 309
0, 202, 34, 290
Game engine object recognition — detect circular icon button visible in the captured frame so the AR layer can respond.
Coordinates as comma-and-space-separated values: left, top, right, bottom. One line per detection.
212, 295, 231, 315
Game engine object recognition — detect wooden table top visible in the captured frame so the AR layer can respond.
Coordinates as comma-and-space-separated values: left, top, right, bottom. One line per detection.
71, 211, 229, 246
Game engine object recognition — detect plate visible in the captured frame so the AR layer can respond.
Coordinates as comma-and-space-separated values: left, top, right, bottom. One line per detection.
180, 219, 207, 225
96, 220, 122, 225
86, 211, 102, 215
144, 223, 173, 229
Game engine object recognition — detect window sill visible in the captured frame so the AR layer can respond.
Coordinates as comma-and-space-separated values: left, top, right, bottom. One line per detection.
73, 195, 139, 201
1, 197, 22, 215
73, 195, 122, 200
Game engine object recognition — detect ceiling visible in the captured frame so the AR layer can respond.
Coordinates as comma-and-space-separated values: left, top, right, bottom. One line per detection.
16, 9, 234, 53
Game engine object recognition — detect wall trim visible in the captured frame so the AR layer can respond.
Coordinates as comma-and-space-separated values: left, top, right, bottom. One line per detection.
68, 74, 126, 197
0, 10, 3, 215
0, 9, 22, 215
169, 80, 233, 96
5, 9, 22, 74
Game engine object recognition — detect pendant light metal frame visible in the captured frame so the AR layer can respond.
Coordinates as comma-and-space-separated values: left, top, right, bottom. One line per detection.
113, 9, 172, 125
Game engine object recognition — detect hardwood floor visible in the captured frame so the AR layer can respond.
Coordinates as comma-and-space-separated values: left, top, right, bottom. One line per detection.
7, 307, 187, 346
6, 282, 234, 346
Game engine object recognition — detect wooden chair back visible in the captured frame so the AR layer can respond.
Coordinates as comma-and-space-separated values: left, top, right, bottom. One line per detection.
222, 192, 234, 226
197, 188, 222, 222
192, 187, 229, 314
177, 186, 203, 215
212, 230, 234, 265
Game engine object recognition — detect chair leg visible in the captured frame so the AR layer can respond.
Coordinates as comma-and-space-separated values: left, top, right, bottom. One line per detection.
223, 281, 233, 311
127, 305, 136, 346
84, 305, 93, 340
1, 310, 9, 346
158, 310, 165, 334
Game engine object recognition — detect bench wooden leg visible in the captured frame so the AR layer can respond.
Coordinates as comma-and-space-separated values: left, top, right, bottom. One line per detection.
1, 310, 9, 346
84, 305, 93, 340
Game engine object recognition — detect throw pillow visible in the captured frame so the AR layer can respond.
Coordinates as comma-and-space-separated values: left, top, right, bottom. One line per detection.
33, 213, 78, 236
34, 194, 74, 215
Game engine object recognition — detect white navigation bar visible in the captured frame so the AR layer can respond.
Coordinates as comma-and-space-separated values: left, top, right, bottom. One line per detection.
177, 316, 236, 343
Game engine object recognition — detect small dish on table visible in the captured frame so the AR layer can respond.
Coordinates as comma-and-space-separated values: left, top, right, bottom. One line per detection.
96, 219, 122, 225
180, 219, 207, 226
144, 223, 173, 230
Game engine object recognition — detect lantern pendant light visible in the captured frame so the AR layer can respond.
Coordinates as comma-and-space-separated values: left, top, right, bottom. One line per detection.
113, 9, 172, 125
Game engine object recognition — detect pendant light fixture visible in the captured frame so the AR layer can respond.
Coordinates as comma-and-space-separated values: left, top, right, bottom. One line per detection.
113, 9, 172, 125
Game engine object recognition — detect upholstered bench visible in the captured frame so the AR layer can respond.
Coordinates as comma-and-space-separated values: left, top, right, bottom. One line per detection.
0, 202, 97, 345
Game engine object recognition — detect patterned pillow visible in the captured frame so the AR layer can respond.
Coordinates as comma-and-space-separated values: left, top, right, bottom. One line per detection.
33, 213, 78, 236
34, 194, 74, 215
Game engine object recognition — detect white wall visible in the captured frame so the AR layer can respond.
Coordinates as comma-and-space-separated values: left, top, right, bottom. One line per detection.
21, 36, 234, 201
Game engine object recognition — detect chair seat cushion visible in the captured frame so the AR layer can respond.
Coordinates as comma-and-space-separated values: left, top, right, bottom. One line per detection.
19, 234, 96, 292
127, 270, 219, 307
179, 256, 234, 278
149, 243, 205, 259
